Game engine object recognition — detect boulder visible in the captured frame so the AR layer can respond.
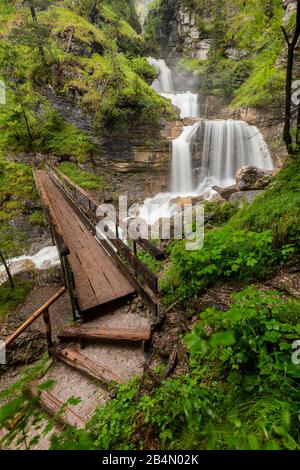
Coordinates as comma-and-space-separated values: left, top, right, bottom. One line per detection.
182, 117, 200, 126
170, 195, 204, 207
229, 190, 264, 204
212, 184, 238, 200
236, 166, 275, 191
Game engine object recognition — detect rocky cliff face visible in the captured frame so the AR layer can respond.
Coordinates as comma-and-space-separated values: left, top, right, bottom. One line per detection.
168, 6, 212, 60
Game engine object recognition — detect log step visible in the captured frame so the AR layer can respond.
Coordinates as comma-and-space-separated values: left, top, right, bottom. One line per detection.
29, 385, 86, 429
58, 326, 151, 344
49, 344, 123, 387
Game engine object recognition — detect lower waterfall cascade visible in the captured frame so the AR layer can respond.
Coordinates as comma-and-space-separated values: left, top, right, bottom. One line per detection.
140, 58, 274, 224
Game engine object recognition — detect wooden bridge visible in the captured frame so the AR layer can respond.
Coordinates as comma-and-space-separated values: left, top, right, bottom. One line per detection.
34, 165, 163, 321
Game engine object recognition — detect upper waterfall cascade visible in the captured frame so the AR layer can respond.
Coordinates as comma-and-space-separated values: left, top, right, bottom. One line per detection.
148, 57, 199, 119
140, 58, 274, 223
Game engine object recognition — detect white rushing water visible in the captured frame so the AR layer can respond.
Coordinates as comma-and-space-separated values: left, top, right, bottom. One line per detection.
148, 58, 198, 119
140, 58, 274, 224
170, 124, 200, 194
0, 246, 60, 285
197, 119, 273, 192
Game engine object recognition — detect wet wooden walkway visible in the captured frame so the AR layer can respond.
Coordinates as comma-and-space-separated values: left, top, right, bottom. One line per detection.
34, 170, 135, 316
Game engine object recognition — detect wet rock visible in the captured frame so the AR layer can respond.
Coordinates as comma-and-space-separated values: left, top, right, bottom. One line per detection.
229, 190, 264, 204
212, 184, 238, 200
236, 165, 276, 191
182, 117, 200, 126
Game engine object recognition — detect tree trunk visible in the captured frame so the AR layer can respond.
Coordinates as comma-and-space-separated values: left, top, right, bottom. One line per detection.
21, 104, 34, 143
27, 1, 37, 22
0, 251, 14, 290
283, 45, 294, 151
282, 1, 300, 154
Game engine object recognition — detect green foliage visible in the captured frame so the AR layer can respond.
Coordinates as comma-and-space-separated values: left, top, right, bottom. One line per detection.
38, 111, 96, 162
0, 160, 37, 222
137, 250, 161, 275
58, 162, 103, 190
203, 200, 239, 225
0, 356, 83, 449
0, 278, 33, 325
27, 210, 45, 226
161, 228, 276, 303
130, 56, 157, 83
168, 0, 285, 106
186, 287, 300, 387
0, 0, 168, 159
230, 160, 300, 247
48, 288, 300, 450
87, 381, 139, 450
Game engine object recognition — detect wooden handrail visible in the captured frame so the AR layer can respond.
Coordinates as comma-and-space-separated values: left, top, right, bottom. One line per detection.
2, 287, 66, 349
46, 163, 165, 260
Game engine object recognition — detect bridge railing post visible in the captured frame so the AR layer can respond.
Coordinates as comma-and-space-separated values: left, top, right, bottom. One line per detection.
62, 256, 77, 322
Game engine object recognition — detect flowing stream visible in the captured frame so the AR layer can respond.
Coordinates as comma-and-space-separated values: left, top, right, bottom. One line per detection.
139, 58, 274, 223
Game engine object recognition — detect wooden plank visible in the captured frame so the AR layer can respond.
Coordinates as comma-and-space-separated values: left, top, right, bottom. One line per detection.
48, 169, 158, 293
49, 345, 123, 386
95, 236, 159, 319
49, 176, 136, 298
47, 164, 165, 259
58, 326, 151, 343
34, 170, 69, 257
39, 171, 135, 315
68, 252, 99, 312
29, 386, 86, 430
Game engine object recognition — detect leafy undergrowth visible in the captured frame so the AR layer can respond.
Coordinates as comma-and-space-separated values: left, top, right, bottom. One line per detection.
137, 250, 162, 276
0, 0, 173, 161
0, 160, 38, 224
58, 162, 103, 191
0, 279, 33, 326
161, 160, 300, 304
44, 288, 299, 450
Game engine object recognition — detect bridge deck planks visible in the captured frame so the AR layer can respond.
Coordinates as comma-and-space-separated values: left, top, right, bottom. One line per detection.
35, 171, 135, 315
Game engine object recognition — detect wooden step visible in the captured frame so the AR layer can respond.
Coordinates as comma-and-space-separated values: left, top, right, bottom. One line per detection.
58, 326, 151, 344
29, 385, 86, 429
49, 344, 123, 387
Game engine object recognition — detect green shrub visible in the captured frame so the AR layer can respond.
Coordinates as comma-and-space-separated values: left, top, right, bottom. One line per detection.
161, 228, 276, 303
137, 250, 161, 275
58, 162, 103, 190
28, 210, 45, 226
230, 160, 300, 247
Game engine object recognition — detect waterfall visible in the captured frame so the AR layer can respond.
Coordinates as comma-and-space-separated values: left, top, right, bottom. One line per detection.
161, 92, 199, 119
148, 58, 198, 118
148, 57, 174, 93
197, 120, 274, 192
170, 124, 200, 194
139, 58, 274, 224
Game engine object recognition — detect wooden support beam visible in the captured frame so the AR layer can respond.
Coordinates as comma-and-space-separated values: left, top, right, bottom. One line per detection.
58, 326, 151, 344
62, 255, 77, 321
42, 308, 52, 348
28, 385, 86, 430
49, 344, 123, 386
